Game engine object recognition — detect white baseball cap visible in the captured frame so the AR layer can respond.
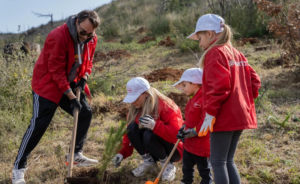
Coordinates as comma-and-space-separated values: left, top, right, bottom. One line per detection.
123, 77, 150, 103
173, 68, 203, 91
187, 14, 225, 40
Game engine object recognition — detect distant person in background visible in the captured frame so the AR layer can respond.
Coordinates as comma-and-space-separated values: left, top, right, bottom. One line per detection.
12, 10, 100, 184
112, 77, 184, 182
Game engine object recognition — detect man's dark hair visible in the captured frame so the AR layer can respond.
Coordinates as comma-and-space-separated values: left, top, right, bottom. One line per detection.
77, 10, 100, 29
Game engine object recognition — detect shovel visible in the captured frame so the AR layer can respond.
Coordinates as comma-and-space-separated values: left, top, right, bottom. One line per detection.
145, 139, 180, 184
66, 88, 90, 184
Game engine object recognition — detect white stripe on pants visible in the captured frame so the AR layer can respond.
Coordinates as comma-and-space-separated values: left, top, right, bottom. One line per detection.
14, 93, 39, 169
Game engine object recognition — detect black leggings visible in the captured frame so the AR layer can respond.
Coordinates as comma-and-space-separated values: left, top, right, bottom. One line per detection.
210, 130, 243, 184
127, 122, 180, 162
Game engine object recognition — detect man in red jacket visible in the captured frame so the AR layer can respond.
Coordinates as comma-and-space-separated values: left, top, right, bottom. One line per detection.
174, 68, 213, 184
12, 10, 100, 184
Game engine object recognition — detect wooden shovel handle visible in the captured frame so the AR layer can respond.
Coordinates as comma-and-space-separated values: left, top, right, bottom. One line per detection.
156, 139, 180, 181
67, 88, 81, 177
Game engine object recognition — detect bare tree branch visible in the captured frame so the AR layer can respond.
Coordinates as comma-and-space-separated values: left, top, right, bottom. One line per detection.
111, 60, 139, 77
187, 47, 199, 60
92, 58, 139, 79
32, 11, 53, 27
92, 58, 113, 77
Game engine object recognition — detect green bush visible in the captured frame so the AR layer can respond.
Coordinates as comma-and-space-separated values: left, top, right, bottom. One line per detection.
121, 32, 134, 44
88, 76, 114, 96
222, 2, 268, 38
101, 22, 120, 40
149, 16, 170, 36
167, 0, 196, 12
132, 15, 143, 26
172, 18, 195, 37
0, 54, 34, 112
0, 52, 36, 154
179, 38, 200, 53
103, 1, 118, 18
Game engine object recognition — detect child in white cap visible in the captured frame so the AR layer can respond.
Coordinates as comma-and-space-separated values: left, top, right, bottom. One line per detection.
174, 68, 213, 184
188, 14, 261, 184
112, 77, 184, 181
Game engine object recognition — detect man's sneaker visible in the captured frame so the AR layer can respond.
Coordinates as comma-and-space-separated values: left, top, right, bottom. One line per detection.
12, 168, 26, 184
132, 161, 158, 177
161, 162, 176, 181
65, 152, 98, 167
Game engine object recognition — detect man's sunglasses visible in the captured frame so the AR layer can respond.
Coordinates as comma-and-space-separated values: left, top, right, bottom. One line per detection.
78, 24, 94, 38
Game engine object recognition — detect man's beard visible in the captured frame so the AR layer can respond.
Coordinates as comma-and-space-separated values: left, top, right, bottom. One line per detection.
79, 36, 86, 42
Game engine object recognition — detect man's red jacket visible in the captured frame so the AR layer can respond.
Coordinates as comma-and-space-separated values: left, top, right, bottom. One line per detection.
32, 23, 97, 104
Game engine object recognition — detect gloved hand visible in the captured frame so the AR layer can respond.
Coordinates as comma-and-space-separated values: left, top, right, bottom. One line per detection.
178, 124, 185, 134
69, 81, 77, 94
139, 114, 156, 130
198, 113, 216, 137
177, 125, 186, 142
70, 98, 82, 116
112, 153, 123, 168
177, 128, 197, 140
75, 78, 87, 92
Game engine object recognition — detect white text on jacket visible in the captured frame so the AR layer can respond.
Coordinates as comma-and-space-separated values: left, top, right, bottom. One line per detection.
229, 60, 249, 67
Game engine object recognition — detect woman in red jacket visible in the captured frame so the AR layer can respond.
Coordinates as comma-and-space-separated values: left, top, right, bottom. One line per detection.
112, 77, 184, 182
188, 14, 261, 184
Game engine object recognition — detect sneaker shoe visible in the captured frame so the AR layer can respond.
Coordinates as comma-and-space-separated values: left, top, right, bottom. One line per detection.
11, 168, 26, 184
161, 162, 176, 181
65, 152, 98, 167
132, 161, 158, 177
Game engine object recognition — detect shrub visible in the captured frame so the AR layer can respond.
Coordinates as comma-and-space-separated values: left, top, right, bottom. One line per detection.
167, 0, 196, 12
101, 22, 120, 40
0, 52, 36, 154
148, 16, 170, 36
88, 76, 114, 96
254, 0, 300, 64
103, 1, 118, 18
172, 18, 195, 37
132, 15, 143, 26
179, 38, 200, 53
225, 4, 268, 38
120, 32, 134, 44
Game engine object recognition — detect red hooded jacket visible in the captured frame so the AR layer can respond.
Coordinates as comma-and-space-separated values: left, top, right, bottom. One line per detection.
184, 88, 210, 157
119, 98, 184, 161
32, 23, 97, 104
202, 44, 261, 132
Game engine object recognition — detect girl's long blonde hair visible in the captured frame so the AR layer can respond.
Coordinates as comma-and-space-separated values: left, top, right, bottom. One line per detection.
198, 24, 234, 68
127, 87, 177, 123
